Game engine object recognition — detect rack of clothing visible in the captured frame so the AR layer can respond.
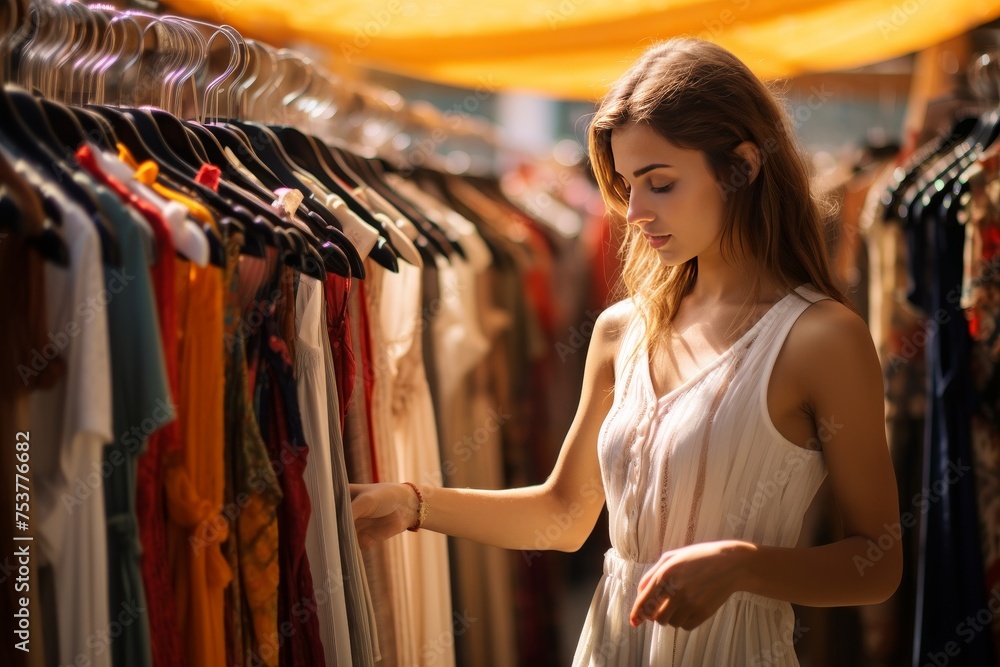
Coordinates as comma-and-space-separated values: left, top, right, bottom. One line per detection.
0, 2, 600, 666
838, 50, 1000, 667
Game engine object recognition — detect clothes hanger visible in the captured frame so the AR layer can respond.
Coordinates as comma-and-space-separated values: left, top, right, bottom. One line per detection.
195, 40, 361, 278
0, 145, 69, 266
352, 152, 460, 258
70, 106, 119, 147
940, 110, 1000, 227
229, 120, 396, 275
271, 125, 403, 269
311, 140, 435, 264
905, 109, 1000, 226
882, 115, 979, 222
897, 124, 979, 225
93, 14, 275, 264
256, 54, 402, 270
141, 16, 229, 267
427, 170, 506, 266
183, 119, 349, 278
0, 85, 122, 266
167, 22, 349, 280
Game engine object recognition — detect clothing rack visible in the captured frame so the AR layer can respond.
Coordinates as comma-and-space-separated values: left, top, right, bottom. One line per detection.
0, 2, 599, 667
846, 58, 1000, 666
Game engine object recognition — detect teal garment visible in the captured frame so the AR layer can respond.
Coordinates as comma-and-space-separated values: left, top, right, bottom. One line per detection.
77, 173, 172, 667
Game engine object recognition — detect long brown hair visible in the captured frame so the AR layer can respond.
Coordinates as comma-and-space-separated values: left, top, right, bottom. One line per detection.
588, 38, 849, 351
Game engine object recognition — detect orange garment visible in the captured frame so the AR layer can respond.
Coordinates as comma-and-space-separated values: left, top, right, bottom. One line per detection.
124, 151, 232, 667
118, 144, 215, 225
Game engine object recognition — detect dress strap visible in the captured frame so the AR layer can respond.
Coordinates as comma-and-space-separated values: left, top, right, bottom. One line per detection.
792, 282, 832, 305
615, 302, 647, 373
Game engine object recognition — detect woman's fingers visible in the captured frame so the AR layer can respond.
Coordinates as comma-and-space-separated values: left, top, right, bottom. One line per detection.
631, 574, 682, 626
651, 594, 679, 626
351, 492, 375, 519
637, 552, 673, 593
356, 519, 385, 550
631, 584, 664, 625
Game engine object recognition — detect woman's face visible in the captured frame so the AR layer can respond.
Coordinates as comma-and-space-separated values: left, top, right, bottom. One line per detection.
610, 123, 727, 267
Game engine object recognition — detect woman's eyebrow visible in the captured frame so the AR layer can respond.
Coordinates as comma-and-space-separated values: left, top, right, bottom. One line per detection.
633, 164, 672, 177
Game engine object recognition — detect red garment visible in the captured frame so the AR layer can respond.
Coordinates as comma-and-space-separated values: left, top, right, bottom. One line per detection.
323, 274, 355, 431
586, 210, 623, 311
255, 319, 327, 667
75, 145, 187, 667
355, 280, 379, 483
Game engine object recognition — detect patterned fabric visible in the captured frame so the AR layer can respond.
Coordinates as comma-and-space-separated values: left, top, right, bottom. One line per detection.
251, 270, 327, 667
223, 246, 283, 667
324, 274, 355, 431
967, 154, 1000, 660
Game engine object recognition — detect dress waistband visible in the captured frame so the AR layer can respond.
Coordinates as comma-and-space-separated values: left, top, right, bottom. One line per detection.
602, 547, 786, 612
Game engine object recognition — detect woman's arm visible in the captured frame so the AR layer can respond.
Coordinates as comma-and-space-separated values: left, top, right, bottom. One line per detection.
738, 300, 903, 605
350, 302, 628, 552
630, 301, 903, 628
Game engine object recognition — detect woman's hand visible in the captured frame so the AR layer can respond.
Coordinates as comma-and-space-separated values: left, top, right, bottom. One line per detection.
629, 540, 755, 630
349, 482, 420, 550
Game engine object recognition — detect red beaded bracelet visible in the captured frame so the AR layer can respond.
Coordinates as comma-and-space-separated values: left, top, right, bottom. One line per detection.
403, 482, 427, 532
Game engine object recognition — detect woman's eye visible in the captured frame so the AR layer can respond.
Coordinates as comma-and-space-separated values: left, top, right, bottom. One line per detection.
651, 183, 674, 193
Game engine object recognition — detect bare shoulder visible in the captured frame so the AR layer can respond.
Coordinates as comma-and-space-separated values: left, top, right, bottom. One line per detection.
591, 299, 637, 361
596, 298, 636, 335
785, 298, 875, 359
781, 297, 881, 399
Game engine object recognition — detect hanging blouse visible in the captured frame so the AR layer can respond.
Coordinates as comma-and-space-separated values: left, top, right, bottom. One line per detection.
295, 275, 353, 666
250, 278, 328, 667
21, 160, 113, 667
124, 153, 234, 667
75, 144, 188, 667
77, 173, 165, 667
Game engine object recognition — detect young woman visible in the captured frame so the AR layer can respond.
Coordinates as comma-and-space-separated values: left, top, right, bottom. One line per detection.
350, 38, 902, 666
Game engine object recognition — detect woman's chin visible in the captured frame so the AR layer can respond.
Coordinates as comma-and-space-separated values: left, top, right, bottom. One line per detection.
654, 253, 687, 268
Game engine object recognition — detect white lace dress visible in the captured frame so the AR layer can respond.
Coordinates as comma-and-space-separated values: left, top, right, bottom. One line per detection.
573, 285, 830, 666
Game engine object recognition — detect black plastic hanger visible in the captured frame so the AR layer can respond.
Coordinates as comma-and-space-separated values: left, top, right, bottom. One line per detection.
90, 106, 278, 261
150, 109, 212, 171
37, 98, 98, 152
0, 191, 69, 267
76, 107, 218, 266
1, 86, 121, 266
318, 147, 437, 263
905, 111, 1000, 226
276, 226, 327, 282
343, 150, 455, 259
69, 106, 118, 149
86, 109, 224, 268
212, 120, 367, 269
201, 122, 361, 278
186, 122, 348, 279
940, 112, 1000, 228
882, 115, 979, 222
270, 125, 405, 265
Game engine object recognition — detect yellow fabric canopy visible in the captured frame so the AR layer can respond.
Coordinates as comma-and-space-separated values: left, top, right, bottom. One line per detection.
164, 0, 1000, 99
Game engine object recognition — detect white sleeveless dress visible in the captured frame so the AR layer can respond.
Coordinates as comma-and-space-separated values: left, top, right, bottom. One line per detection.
573, 284, 830, 666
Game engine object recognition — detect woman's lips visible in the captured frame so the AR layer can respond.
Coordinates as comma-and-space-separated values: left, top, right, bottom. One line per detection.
644, 234, 672, 249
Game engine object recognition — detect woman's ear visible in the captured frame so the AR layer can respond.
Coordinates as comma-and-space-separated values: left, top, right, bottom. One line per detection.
734, 141, 761, 183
